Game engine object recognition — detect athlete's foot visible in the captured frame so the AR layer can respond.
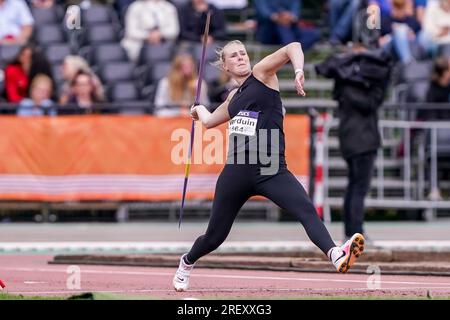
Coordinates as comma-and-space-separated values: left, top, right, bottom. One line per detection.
329, 233, 365, 273
173, 254, 195, 292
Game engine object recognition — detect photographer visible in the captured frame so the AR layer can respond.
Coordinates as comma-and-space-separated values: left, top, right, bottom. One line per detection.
316, 42, 392, 243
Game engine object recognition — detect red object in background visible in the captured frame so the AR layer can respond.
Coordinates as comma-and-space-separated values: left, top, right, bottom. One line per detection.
0, 279, 5, 289
4, 64, 29, 103
298, 20, 316, 28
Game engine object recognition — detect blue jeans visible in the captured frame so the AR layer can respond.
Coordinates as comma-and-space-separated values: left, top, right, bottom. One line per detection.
114, 0, 134, 19
276, 24, 320, 50
382, 26, 425, 63
257, 20, 320, 51
417, 31, 440, 57
329, 0, 361, 42
256, 19, 279, 45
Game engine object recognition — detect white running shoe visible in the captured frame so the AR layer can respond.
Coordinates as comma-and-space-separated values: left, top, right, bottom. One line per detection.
330, 233, 365, 273
173, 254, 195, 292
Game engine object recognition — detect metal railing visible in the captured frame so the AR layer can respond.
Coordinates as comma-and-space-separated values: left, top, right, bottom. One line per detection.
320, 103, 450, 222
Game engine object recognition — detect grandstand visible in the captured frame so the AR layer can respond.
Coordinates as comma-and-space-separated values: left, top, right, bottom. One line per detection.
0, 0, 449, 223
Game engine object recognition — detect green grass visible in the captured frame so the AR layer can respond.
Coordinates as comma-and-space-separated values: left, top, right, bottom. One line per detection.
0, 293, 65, 300
0, 292, 159, 300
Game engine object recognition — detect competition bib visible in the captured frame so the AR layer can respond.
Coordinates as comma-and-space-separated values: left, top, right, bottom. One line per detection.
228, 111, 259, 136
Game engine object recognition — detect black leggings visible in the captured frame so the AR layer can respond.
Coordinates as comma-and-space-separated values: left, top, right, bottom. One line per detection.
186, 164, 336, 263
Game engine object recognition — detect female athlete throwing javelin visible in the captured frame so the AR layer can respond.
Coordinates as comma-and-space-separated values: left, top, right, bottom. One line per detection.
173, 40, 365, 292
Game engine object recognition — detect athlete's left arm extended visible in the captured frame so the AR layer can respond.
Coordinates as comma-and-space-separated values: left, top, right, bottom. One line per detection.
253, 42, 306, 96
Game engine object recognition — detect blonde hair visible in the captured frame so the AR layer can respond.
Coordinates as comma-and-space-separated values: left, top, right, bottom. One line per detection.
64, 55, 91, 77
168, 54, 197, 102
30, 74, 53, 92
212, 40, 245, 70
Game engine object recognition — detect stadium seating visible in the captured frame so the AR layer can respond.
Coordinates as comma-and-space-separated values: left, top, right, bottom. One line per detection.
0, 45, 21, 68
51, 64, 64, 84
108, 81, 140, 103
45, 43, 73, 65
30, 6, 62, 25
193, 43, 218, 63
138, 42, 175, 66
35, 24, 66, 47
100, 61, 135, 84
91, 43, 129, 66
85, 24, 120, 45
81, 4, 118, 26
148, 61, 172, 85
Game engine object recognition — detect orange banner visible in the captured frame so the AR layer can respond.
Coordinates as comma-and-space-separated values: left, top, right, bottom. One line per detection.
0, 115, 310, 201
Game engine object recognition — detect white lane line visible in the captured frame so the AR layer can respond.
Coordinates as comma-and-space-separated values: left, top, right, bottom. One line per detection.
1, 240, 450, 252
8, 286, 450, 296
23, 281, 47, 284
1, 266, 450, 287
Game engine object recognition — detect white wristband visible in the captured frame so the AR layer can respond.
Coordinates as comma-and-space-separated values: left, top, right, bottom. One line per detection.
295, 68, 304, 76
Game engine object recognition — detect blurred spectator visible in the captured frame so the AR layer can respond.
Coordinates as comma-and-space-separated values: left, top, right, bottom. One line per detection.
154, 53, 209, 117
426, 56, 450, 104
415, 55, 450, 160
114, 0, 134, 19
67, 70, 105, 111
0, 0, 34, 45
328, 0, 362, 45
207, 0, 248, 10
66, 0, 113, 6
18, 74, 56, 116
422, 0, 450, 55
254, 0, 320, 50
414, 0, 427, 24
378, 0, 423, 64
4, 45, 32, 103
29, 0, 55, 8
59, 55, 105, 105
421, 55, 450, 201
178, 0, 226, 44
4, 44, 54, 103
369, 0, 392, 14
121, 0, 180, 62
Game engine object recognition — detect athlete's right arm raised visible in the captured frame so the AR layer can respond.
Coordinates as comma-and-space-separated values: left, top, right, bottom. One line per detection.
190, 88, 238, 129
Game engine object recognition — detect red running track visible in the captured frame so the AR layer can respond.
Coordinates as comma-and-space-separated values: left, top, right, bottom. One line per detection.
0, 255, 449, 299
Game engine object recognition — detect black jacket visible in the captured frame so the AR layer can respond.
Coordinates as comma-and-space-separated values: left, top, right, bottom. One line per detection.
178, 3, 226, 42
316, 49, 392, 159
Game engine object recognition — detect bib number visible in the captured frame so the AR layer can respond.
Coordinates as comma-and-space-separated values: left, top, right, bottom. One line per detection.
229, 111, 259, 136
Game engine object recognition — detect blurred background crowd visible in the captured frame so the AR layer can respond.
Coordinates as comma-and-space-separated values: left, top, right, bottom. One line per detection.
0, 0, 448, 117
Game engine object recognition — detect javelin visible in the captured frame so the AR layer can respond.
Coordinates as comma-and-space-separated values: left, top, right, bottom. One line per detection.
179, 10, 211, 228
